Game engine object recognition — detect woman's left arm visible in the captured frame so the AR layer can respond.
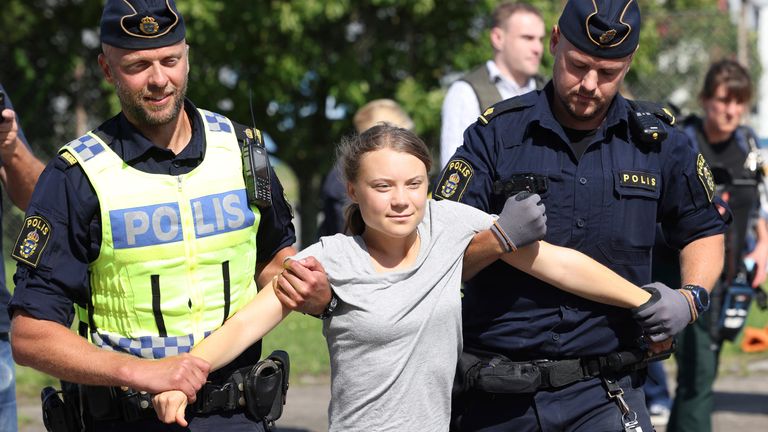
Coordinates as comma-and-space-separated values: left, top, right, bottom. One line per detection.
500, 241, 651, 308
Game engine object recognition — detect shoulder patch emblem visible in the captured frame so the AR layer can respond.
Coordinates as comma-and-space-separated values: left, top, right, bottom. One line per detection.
696, 153, 715, 202
12, 216, 52, 267
434, 159, 473, 201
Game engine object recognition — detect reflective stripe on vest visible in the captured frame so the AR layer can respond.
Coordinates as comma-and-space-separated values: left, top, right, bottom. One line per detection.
66, 109, 260, 358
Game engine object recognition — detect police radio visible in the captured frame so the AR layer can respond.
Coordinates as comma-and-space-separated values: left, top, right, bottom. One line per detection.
718, 259, 757, 341
629, 110, 668, 145
241, 127, 272, 208
241, 89, 272, 208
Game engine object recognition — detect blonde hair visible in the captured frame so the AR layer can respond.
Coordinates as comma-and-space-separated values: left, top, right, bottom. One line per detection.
352, 99, 414, 133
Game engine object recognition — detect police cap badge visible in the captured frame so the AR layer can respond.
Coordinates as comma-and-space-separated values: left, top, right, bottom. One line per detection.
558, 0, 641, 59
100, 0, 186, 50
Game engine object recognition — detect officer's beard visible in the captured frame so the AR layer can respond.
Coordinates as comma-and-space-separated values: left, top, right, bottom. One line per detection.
116, 78, 188, 128
557, 89, 608, 125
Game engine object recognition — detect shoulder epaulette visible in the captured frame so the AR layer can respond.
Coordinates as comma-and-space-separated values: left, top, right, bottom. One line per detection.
478, 95, 535, 126
57, 149, 79, 167
233, 122, 264, 147
626, 99, 676, 126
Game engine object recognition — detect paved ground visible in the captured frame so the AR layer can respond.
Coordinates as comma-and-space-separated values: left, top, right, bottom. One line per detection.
17, 359, 768, 431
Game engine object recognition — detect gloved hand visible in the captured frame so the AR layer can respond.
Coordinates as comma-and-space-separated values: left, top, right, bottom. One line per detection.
491, 192, 546, 252
631, 282, 692, 342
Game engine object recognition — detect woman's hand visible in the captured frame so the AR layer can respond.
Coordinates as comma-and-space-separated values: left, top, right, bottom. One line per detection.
152, 390, 189, 427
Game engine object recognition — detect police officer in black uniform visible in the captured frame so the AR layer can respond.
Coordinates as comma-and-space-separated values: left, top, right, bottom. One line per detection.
8, 1, 330, 431
437, 1, 728, 430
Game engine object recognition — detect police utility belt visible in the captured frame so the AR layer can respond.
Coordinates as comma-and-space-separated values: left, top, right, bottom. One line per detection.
457, 348, 663, 394
42, 351, 289, 431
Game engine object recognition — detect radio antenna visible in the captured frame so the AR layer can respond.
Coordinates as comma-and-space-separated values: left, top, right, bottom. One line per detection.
248, 88, 257, 129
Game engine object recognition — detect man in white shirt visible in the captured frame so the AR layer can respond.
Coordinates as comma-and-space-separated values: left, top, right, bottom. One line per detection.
440, 2, 545, 168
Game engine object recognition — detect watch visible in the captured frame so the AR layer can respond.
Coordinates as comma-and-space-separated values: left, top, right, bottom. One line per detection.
682, 284, 710, 314
311, 292, 338, 320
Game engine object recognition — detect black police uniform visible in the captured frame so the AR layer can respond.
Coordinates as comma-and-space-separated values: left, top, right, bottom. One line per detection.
436, 1, 728, 429
9, 100, 295, 431
436, 84, 727, 430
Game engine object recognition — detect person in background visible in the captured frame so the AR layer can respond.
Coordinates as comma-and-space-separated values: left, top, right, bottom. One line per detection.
440, 1, 545, 168
318, 98, 413, 236
0, 84, 45, 432
667, 59, 768, 432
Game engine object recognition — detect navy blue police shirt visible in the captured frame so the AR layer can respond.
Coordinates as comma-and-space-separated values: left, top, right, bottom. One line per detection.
0, 84, 30, 334
9, 100, 295, 370
435, 84, 727, 360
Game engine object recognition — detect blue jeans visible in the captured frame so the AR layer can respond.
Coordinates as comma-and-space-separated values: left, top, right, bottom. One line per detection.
0, 335, 18, 432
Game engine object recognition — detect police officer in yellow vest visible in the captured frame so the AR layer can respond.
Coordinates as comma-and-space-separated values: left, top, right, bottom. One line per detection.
8, 1, 331, 430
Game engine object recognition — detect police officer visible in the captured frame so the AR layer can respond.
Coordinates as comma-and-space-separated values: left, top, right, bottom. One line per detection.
436, 1, 728, 430
667, 59, 768, 432
8, 1, 330, 431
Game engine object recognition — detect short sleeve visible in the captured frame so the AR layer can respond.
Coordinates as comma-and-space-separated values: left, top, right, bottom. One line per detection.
433, 121, 498, 213
659, 130, 728, 248
9, 158, 97, 325
255, 172, 297, 263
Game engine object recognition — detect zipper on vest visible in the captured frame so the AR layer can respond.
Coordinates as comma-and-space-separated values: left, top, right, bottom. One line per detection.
174, 173, 201, 336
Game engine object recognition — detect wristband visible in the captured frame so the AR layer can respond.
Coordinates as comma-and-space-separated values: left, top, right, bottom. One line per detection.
490, 220, 517, 253
677, 289, 698, 324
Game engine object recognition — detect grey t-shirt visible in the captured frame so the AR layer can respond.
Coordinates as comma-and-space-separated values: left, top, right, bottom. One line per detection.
294, 199, 494, 431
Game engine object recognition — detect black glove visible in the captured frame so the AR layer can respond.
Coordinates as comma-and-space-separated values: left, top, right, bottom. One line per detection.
631, 282, 692, 342
491, 192, 546, 252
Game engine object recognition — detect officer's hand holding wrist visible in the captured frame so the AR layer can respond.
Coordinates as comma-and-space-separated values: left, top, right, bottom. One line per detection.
492, 192, 547, 253
631, 282, 692, 342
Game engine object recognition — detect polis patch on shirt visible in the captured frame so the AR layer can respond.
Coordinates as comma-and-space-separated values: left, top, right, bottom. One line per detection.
618, 170, 658, 192
697, 153, 716, 202
12, 215, 52, 268
434, 159, 473, 201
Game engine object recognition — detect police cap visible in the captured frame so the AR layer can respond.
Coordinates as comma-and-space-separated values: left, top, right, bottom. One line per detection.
558, 0, 641, 59
100, 0, 186, 50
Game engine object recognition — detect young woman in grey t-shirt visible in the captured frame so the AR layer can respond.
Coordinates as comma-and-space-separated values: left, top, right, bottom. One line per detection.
152, 125, 672, 430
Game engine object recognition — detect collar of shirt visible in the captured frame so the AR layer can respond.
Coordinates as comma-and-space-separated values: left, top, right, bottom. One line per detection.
486, 60, 537, 99
110, 98, 204, 166
529, 82, 629, 142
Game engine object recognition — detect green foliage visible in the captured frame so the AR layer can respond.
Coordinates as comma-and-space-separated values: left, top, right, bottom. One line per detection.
0, 0, 761, 245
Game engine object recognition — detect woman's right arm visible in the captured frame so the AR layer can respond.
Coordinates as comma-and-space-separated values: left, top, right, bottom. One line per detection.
192, 276, 291, 371
153, 276, 291, 426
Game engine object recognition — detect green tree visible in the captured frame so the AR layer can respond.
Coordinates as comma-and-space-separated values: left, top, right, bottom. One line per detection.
0, 0, 759, 246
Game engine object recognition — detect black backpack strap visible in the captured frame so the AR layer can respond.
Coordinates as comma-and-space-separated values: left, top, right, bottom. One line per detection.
460, 65, 503, 113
